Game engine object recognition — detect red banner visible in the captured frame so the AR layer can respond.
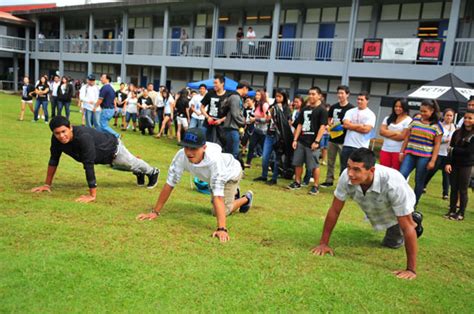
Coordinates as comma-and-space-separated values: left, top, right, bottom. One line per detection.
418, 40, 442, 61
362, 39, 382, 60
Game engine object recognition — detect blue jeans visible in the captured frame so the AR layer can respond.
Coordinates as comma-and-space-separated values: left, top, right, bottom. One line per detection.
58, 101, 71, 119
189, 117, 204, 129
261, 134, 279, 181
340, 146, 358, 174
99, 108, 120, 138
225, 129, 240, 159
400, 153, 430, 205
34, 99, 49, 122
424, 155, 450, 196
84, 109, 101, 129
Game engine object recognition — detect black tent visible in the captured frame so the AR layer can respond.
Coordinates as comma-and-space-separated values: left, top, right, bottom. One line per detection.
381, 73, 473, 113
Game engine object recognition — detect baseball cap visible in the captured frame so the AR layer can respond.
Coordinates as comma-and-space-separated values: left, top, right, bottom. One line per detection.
87, 74, 96, 81
237, 80, 253, 91
178, 128, 206, 148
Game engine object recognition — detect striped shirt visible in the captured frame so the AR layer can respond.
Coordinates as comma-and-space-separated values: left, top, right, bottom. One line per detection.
405, 119, 443, 157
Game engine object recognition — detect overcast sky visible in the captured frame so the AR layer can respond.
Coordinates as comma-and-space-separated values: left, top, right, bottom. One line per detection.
1, 0, 119, 7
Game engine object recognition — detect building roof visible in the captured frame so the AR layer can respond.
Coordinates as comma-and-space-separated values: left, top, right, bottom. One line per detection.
0, 4, 57, 13
0, 11, 34, 27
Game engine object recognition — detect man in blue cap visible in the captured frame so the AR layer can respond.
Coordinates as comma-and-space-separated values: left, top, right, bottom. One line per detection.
137, 128, 254, 243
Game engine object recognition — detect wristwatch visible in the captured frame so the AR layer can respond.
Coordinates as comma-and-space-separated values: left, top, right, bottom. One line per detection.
150, 209, 160, 216
216, 227, 228, 233
314, 140, 320, 144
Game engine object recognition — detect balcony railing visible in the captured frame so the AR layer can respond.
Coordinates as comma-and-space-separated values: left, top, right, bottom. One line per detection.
276, 38, 347, 61
0, 35, 26, 52
92, 39, 122, 54
29, 39, 36, 52
127, 39, 163, 56
63, 39, 89, 53
166, 39, 213, 57
38, 39, 59, 52
214, 38, 272, 59
452, 39, 474, 66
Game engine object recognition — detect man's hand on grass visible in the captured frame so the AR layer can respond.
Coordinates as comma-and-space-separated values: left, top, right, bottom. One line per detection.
137, 212, 159, 221
212, 230, 230, 243
392, 269, 417, 280
75, 195, 96, 203
31, 185, 51, 193
311, 244, 334, 256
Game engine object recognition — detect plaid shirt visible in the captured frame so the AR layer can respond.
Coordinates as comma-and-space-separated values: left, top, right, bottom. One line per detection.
334, 165, 415, 231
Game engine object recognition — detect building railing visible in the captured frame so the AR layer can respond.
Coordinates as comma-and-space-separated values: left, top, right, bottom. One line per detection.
0, 35, 26, 52
452, 38, 474, 66
166, 38, 213, 57
38, 39, 60, 52
276, 38, 347, 61
63, 39, 89, 53
29, 39, 36, 52
214, 38, 273, 59
92, 39, 122, 54
127, 39, 163, 56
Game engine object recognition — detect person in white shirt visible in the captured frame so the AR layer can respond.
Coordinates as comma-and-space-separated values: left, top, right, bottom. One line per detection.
246, 26, 256, 57
379, 98, 412, 170
456, 96, 474, 128
340, 91, 376, 173
311, 148, 423, 280
189, 84, 207, 129
137, 128, 254, 243
125, 91, 138, 131
50, 75, 61, 118
79, 74, 101, 129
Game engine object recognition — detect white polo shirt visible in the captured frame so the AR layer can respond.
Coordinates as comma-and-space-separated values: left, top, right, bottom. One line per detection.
334, 164, 415, 231
343, 107, 376, 149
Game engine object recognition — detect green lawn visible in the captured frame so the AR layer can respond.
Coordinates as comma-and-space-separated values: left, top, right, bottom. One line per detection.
0, 93, 472, 312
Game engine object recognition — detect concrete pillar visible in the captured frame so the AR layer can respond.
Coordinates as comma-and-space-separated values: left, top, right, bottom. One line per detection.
209, 4, 220, 78
13, 54, 19, 91
442, 0, 461, 67
368, 3, 381, 38
341, 0, 360, 86
59, 15, 65, 75
24, 27, 30, 77
120, 11, 128, 82
160, 7, 169, 85
266, 1, 281, 93
34, 17, 39, 79
88, 14, 94, 75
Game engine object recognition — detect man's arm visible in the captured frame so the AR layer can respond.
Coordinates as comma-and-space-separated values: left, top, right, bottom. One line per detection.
211, 196, 229, 243
311, 197, 345, 255
393, 214, 418, 280
137, 183, 174, 220
31, 165, 57, 193
427, 135, 442, 170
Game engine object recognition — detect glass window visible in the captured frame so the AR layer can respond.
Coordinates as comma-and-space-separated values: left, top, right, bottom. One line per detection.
298, 77, 313, 90
337, 7, 351, 22
313, 78, 328, 91
277, 76, 291, 88
329, 79, 340, 92
128, 17, 136, 28
358, 5, 372, 21
253, 74, 265, 86
135, 17, 144, 28
421, 2, 442, 19
321, 7, 337, 22
144, 17, 151, 28
400, 3, 421, 20
196, 14, 207, 26
380, 4, 400, 21
306, 8, 320, 23
370, 82, 388, 96
389, 83, 408, 94
285, 9, 299, 23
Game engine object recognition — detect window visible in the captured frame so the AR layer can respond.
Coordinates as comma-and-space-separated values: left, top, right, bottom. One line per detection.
313, 78, 328, 91
328, 79, 340, 92
321, 7, 337, 22
380, 4, 400, 21
196, 14, 207, 26
389, 83, 408, 94
358, 6, 372, 21
370, 82, 388, 96
337, 7, 351, 22
144, 17, 151, 28
400, 3, 421, 20
129, 17, 136, 28
306, 8, 321, 23
253, 74, 265, 86
285, 9, 299, 23
421, 2, 442, 19
277, 76, 291, 88
298, 77, 313, 90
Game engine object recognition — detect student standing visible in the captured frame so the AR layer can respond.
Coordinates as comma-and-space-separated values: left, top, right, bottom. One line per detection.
200, 74, 228, 146
33, 76, 50, 123
223, 81, 249, 159
245, 89, 269, 167
175, 89, 191, 143
189, 84, 207, 129
94, 74, 120, 138
125, 91, 138, 132
49, 74, 60, 118
114, 83, 128, 130
19, 76, 35, 121
57, 76, 74, 119
80, 74, 101, 129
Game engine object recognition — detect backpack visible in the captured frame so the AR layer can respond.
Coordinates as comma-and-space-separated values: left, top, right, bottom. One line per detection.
218, 91, 240, 118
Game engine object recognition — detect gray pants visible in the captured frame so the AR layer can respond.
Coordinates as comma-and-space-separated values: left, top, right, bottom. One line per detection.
325, 141, 343, 184
111, 140, 155, 175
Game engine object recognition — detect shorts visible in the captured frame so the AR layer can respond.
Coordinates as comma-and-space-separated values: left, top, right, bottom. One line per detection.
211, 171, 243, 217
21, 99, 33, 104
126, 112, 137, 122
177, 116, 188, 128
292, 142, 320, 170
320, 134, 329, 149
114, 107, 125, 117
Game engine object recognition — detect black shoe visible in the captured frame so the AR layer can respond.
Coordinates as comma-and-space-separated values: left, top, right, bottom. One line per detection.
320, 182, 333, 188
308, 186, 319, 195
147, 169, 160, 189
412, 211, 423, 238
266, 179, 277, 186
287, 181, 301, 190
135, 173, 145, 186
239, 191, 254, 213
253, 176, 267, 182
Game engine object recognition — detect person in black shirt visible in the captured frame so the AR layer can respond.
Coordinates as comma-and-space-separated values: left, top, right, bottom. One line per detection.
57, 76, 74, 120
33, 76, 50, 123
236, 27, 244, 56
201, 74, 228, 147
31, 116, 160, 203
321, 85, 355, 188
19, 76, 35, 121
137, 90, 155, 135
114, 82, 128, 130
175, 89, 190, 143
288, 87, 328, 195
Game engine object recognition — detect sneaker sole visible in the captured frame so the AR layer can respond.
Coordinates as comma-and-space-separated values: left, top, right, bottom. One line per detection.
147, 170, 160, 189
240, 190, 254, 213
287, 186, 301, 190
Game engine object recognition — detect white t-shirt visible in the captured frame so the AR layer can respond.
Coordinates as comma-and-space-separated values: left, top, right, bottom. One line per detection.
381, 116, 412, 153
126, 98, 138, 114
439, 122, 456, 156
343, 107, 377, 149
246, 30, 256, 45
189, 94, 205, 120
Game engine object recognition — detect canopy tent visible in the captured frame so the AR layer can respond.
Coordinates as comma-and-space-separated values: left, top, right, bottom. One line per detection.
380, 73, 473, 113
187, 76, 256, 97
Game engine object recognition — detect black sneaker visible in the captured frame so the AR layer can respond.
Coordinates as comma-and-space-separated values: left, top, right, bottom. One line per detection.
266, 179, 277, 186
287, 181, 301, 190
239, 191, 254, 213
135, 173, 145, 186
412, 211, 424, 238
253, 176, 267, 182
147, 169, 160, 189
320, 182, 333, 188
309, 186, 319, 195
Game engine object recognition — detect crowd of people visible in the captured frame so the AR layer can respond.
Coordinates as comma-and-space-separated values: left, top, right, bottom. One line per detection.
23, 72, 473, 279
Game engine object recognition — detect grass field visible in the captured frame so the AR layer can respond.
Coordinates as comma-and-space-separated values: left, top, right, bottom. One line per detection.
0, 92, 473, 312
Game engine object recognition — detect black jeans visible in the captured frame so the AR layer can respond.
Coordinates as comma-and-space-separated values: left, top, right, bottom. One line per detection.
246, 130, 266, 164
424, 155, 450, 196
340, 146, 358, 175
50, 96, 58, 118
449, 165, 472, 215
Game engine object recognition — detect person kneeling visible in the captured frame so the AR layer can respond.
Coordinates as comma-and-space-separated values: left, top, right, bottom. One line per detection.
31, 116, 160, 203
311, 148, 423, 280
137, 128, 254, 243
